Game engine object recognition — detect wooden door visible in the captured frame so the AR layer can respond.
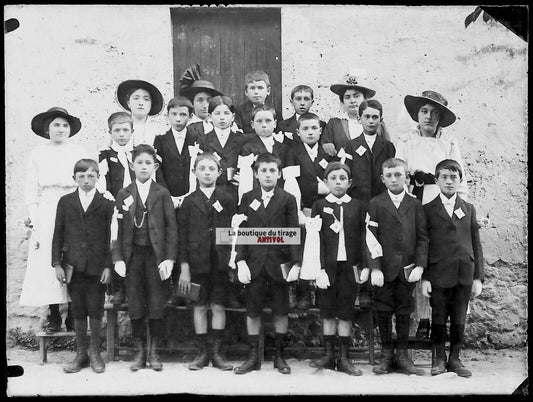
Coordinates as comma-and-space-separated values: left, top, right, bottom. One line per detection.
170, 7, 282, 114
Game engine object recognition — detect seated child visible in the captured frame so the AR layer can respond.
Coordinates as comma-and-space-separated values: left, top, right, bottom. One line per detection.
112, 144, 178, 372
343, 100, 396, 205
52, 159, 114, 374
421, 159, 484, 378
177, 153, 237, 371
234, 153, 301, 375
277, 85, 326, 147
97, 111, 135, 304
309, 162, 367, 376
367, 157, 428, 376
234, 70, 282, 136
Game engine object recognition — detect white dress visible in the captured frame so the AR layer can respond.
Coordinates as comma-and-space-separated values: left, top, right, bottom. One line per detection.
19, 142, 90, 306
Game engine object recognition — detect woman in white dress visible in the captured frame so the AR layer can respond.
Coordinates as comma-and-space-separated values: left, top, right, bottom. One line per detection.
20, 107, 90, 332
395, 90, 467, 338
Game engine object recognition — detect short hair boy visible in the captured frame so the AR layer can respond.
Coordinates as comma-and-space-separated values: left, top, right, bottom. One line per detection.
112, 144, 178, 372
234, 153, 301, 375
309, 161, 367, 375
421, 159, 484, 377
234, 70, 281, 135
366, 157, 428, 376
342, 99, 396, 204
52, 159, 114, 374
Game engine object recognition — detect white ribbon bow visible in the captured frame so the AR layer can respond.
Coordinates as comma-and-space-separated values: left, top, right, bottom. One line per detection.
300, 216, 323, 280
237, 154, 257, 204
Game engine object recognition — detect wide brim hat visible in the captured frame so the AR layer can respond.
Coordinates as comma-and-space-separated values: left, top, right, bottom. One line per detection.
116, 79, 164, 116
31, 107, 82, 138
330, 73, 376, 99
404, 90, 456, 128
179, 79, 223, 101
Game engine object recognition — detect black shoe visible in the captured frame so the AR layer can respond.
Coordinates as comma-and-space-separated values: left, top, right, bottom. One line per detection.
373, 348, 394, 375
63, 352, 90, 373
431, 342, 447, 376
212, 335, 233, 371
89, 350, 105, 373
395, 349, 425, 376
188, 350, 210, 370
273, 355, 291, 374
336, 357, 362, 376
130, 338, 147, 372
44, 315, 61, 334
309, 354, 336, 370
234, 340, 261, 375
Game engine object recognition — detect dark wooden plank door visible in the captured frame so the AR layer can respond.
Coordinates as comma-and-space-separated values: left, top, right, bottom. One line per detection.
170, 7, 282, 114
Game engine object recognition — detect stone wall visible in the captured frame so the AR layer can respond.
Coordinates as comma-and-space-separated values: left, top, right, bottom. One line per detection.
5, 5, 527, 348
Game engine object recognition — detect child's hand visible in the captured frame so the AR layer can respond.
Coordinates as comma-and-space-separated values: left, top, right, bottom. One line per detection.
100, 268, 112, 285
370, 269, 384, 287
408, 266, 424, 282
54, 265, 66, 284
317, 178, 330, 195
421, 280, 432, 297
114, 261, 126, 278
316, 269, 330, 289
178, 263, 191, 294
471, 279, 482, 298
286, 264, 300, 282
322, 143, 337, 157
359, 268, 370, 284
236, 260, 251, 284
103, 191, 115, 202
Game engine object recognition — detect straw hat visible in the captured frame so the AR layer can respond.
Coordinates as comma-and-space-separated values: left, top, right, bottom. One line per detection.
31, 107, 82, 138
330, 73, 376, 99
404, 90, 456, 128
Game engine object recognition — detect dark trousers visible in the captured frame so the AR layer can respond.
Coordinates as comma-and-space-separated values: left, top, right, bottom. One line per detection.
125, 245, 169, 320
430, 284, 471, 326
373, 276, 416, 315
68, 271, 105, 320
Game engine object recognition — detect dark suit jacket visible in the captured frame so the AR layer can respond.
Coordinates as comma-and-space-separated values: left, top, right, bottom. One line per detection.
154, 128, 199, 197
311, 197, 366, 285
276, 113, 326, 149
52, 190, 114, 276
236, 186, 300, 282
240, 134, 288, 168
344, 134, 396, 203
234, 100, 283, 136
98, 148, 135, 198
320, 117, 390, 153
177, 187, 236, 274
187, 121, 206, 137
112, 181, 178, 266
422, 195, 484, 288
286, 142, 335, 209
366, 191, 428, 283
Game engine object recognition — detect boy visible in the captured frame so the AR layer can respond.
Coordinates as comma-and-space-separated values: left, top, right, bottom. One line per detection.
421, 159, 484, 377
97, 111, 135, 305
177, 153, 237, 371
112, 144, 178, 372
234, 70, 282, 136
234, 153, 301, 375
343, 100, 396, 205
366, 158, 428, 376
277, 85, 326, 147
52, 159, 114, 373
154, 96, 199, 305
309, 162, 367, 375
285, 112, 333, 309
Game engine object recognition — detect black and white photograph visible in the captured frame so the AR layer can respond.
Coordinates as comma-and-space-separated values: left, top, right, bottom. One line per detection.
4, 4, 528, 396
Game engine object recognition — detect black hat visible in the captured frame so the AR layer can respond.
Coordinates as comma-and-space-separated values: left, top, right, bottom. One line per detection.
31, 107, 82, 138
179, 64, 223, 101
116, 79, 164, 116
404, 90, 456, 128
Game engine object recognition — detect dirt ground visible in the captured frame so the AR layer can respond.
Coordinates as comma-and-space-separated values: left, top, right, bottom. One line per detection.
5, 346, 528, 396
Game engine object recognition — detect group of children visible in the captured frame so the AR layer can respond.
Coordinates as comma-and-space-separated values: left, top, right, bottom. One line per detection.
41, 67, 483, 379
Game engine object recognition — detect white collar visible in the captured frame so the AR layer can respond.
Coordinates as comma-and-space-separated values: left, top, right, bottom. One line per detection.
78, 187, 96, 198
304, 142, 319, 154
261, 187, 275, 199
363, 132, 377, 141
325, 193, 351, 204
214, 127, 231, 138
259, 135, 274, 146
199, 186, 216, 199
439, 193, 457, 205
136, 179, 152, 191
388, 189, 406, 202
111, 141, 133, 153
171, 127, 187, 138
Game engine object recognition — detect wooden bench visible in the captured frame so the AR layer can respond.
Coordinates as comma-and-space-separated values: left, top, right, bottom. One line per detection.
36, 331, 89, 365
104, 303, 376, 364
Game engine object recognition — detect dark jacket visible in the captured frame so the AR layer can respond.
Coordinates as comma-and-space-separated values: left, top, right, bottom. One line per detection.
52, 190, 114, 276
98, 148, 135, 198
276, 113, 326, 148
366, 191, 428, 283
422, 195, 484, 287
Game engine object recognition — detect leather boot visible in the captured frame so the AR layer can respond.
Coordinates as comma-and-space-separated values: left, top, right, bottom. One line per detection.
88, 318, 105, 373
447, 344, 472, 377
234, 336, 261, 374
336, 336, 362, 376
149, 337, 163, 371
309, 335, 336, 370
273, 333, 291, 374
189, 334, 210, 370
211, 330, 233, 371
431, 342, 447, 376
63, 319, 89, 373
395, 349, 425, 375
373, 347, 394, 374
130, 338, 147, 371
